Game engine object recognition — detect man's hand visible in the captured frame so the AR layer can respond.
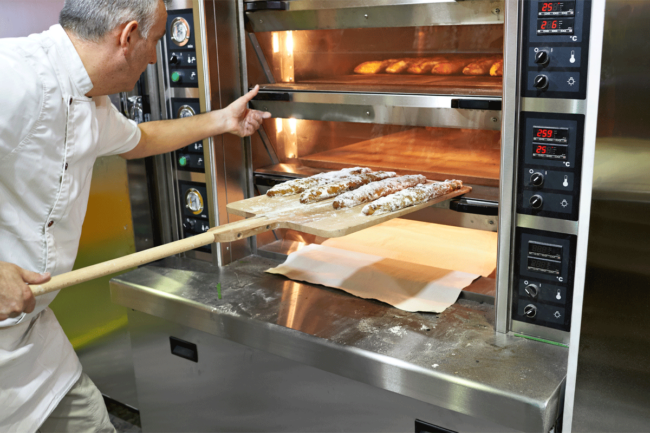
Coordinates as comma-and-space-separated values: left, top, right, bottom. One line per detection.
0, 262, 50, 321
224, 85, 272, 138
124, 85, 273, 160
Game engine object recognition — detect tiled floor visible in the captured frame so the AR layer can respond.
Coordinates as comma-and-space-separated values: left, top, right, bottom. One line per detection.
105, 397, 142, 433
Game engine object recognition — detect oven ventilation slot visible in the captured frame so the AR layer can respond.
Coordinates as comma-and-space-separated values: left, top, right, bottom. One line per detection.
244, 0, 504, 32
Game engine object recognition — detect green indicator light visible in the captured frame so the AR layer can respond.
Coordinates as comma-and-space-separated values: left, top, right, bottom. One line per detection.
171, 71, 181, 82
178, 156, 187, 166
217, 283, 222, 300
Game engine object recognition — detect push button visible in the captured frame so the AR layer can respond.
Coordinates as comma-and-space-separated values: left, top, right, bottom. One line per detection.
47, 221, 54, 228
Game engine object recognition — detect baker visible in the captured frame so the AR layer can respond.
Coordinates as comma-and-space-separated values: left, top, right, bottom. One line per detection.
0, 0, 270, 431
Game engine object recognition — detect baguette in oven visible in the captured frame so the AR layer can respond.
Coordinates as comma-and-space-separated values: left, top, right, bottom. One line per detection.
362, 179, 463, 216
431, 58, 476, 76
490, 59, 504, 77
300, 171, 396, 204
266, 167, 371, 197
333, 175, 427, 209
385, 59, 415, 74
354, 59, 396, 75
407, 57, 446, 74
463, 57, 500, 76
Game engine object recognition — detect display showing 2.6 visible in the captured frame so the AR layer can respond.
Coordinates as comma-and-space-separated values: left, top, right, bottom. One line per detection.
537, 18, 574, 35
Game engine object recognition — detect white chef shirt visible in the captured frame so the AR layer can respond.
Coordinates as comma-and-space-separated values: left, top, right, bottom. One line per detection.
0, 25, 141, 432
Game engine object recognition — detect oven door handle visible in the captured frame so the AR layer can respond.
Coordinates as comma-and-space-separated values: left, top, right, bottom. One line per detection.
252, 91, 291, 102
449, 198, 498, 216
451, 99, 502, 111
245, 1, 289, 12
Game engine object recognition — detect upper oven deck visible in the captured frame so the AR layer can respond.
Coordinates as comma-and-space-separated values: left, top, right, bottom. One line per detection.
244, 0, 505, 99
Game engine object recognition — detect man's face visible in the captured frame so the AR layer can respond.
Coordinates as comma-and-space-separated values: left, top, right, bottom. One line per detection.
124, 1, 167, 88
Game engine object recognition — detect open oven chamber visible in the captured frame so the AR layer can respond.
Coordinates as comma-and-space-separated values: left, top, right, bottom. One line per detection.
243, 1, 505, 260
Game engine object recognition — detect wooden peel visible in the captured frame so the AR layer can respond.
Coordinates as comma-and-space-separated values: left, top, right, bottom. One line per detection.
29, 182, 471, 296
29, 217, 275, 297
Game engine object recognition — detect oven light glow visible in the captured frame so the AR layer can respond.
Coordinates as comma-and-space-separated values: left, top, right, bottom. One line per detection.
285, 31, 293, 55
275, 118, 283, 133
289, 118, 297, 135
272, 33, 279, 53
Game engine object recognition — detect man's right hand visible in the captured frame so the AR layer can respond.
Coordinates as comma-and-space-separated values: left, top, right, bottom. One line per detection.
0, 262, 50, 321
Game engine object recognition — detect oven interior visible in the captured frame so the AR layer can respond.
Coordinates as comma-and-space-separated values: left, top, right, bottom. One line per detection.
246, 23, 503, 293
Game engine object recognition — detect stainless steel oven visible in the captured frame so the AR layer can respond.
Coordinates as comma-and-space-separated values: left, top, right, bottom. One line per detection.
130, 0, 608, 431
237, 0, 604, 348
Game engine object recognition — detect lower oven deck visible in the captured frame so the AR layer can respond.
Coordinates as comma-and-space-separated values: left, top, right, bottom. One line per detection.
111, 256, 567, 433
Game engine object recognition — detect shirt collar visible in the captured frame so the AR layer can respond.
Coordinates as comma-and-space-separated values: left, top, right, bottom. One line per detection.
45, 24, 94, 97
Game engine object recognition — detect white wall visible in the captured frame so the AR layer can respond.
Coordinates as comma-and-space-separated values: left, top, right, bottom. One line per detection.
0, 0, 65, 38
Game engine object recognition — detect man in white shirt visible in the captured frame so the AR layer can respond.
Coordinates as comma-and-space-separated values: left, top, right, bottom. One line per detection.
0, 0, 270, 431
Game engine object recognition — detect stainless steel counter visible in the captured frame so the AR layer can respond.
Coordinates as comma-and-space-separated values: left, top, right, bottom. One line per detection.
111, 256, 567, 432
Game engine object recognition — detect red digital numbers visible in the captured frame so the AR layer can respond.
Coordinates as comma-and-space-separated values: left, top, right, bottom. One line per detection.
542, 2, 552, 12
536, 145, 548, 154
541, 20, 547, 30
552, 20, 558, 29
536, 129, 554, 138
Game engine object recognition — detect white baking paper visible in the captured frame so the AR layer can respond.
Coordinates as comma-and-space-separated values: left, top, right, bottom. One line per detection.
266, 244, 480, 313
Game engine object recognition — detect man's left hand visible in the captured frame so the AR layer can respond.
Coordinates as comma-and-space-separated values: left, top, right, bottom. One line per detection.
225, 85, 272, 137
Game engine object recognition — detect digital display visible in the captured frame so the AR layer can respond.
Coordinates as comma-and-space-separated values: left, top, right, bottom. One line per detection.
528, 241, 563, 260
537, 18, 574, 34
528, 257, 562, 275
533, 144, 568, 160
533, 126, 569, 143
538, 1, 575, 16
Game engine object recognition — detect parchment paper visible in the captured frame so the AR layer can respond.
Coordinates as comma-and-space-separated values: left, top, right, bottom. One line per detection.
318, 218, 497, 277
266, 244, 479, 313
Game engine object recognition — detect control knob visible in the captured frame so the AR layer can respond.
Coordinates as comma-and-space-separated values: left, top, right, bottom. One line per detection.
170, 17, 191, 47
533, 74, 549, 91
183, 218, 196, 231
524, 304, 537, 318
525, 284, 539, 299
185, 188, 204, 215
534, 50, 550, 67
169, 54, 180, 65
529, 194, 544, 209
530, 172, 545, 187
177, 105, 196, 118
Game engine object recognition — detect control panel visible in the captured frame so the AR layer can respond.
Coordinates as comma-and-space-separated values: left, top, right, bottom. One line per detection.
171, 98, 205, 173
163, 5, 211, 259
517, 112, 583, 221
166, 10, 199, 88
178, 181, 211, 253
512, 0, 594, 341
522, 0, 591, 99
513, 228, 576, 332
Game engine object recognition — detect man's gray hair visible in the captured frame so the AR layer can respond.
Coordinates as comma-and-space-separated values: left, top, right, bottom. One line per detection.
59, 0, 162, 42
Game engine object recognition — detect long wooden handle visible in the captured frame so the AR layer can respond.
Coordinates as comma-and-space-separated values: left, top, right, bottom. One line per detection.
30, 216, 275, 296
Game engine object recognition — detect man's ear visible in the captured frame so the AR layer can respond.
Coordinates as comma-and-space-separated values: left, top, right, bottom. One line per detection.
119, 21, 140, 53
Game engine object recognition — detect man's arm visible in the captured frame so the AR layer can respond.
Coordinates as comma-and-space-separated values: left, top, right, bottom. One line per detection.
0, 263, 50, 321
121, 85, 271, 160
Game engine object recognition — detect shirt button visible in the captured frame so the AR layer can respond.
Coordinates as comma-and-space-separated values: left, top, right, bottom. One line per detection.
48, 221, 54, 228
65, 163, 69, 170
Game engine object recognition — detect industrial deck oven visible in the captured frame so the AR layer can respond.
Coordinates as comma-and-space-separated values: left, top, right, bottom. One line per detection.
112, 0, 607, 431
